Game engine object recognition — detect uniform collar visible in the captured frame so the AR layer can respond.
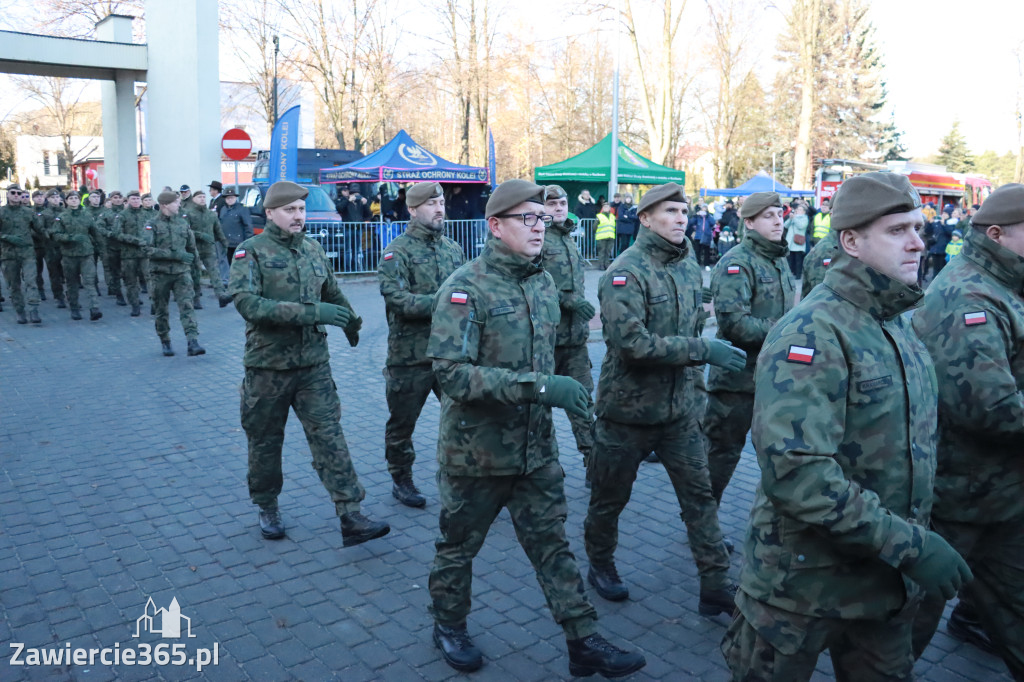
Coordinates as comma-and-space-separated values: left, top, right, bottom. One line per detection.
482, 237, 545, 280
635, 226, 688, 264
744, 230, 789, 259
406, 218, 443, 242
266, 220, 307, 249
824, 252, 923, 320
962, 227, 1024, 293
549, 217, 576, 236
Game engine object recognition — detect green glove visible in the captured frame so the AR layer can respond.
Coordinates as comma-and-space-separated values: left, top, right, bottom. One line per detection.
344, 315, 362, 347
536, 375, 591, 418
3, 235, 30, 248
195, 232, 212, 244
180, 251, 195, 264
903, 531, 973, 600
702, 339, 747, 372
316, 302, 352, 328
702, 287, 714, 305
572, 298, 596, 321
221, 239, 230, 249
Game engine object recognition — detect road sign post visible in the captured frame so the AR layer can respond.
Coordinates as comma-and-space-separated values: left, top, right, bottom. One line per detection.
221, 128, 252, 195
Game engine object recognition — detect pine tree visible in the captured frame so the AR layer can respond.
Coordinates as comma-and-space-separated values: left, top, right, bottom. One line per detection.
937, 121, 976, 172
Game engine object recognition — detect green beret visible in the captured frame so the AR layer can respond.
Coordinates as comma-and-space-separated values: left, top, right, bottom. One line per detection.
636, 183, 687, 214
971, 183, 1024, 227
108, 190, 122, 198
406, 182, 443, 208
544, 185, 568, 201
485, 179, 544, 218
7, 184, 22, 191
157, 191, 179, 205
126, 190, 141, 198
831, 172, 921, 231
64, 191, 80, 201
264, 181, 308, 209
739, 192, 782, 219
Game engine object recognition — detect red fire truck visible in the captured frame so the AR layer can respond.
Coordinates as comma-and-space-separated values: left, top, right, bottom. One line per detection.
813, 159, 991, 209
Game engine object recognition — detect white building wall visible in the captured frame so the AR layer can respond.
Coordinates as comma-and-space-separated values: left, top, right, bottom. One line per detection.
15, 136, 103, 188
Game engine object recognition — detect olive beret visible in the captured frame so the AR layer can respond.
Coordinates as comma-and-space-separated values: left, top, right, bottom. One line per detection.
636, 183, 687, 214
485, 179, 544, 218
544, 185, 568, 201
108, 190, 122, 198
7, 184, 22, 191
406, 182, 443, 208
157, 191, 179, 205
64, 191, 80, 200
264, 181, 308, 209
971, 183, 1024, 227
739, 192, 782, 219
126, 190, 141, 198
141, 193, 152, 199
831, 172, 921, 231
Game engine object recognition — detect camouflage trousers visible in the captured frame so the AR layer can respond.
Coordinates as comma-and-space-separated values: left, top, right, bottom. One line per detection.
61, 256, 98, 312
554, 344, 595, 463
120, 257, 149, 307
911, 516, 1024, 680
241, 362, 366, 515
383, 364, 441, 478
192, 244, 227, 298
151, 271, 198, 341
596, 239, 615, 270
34, 244, 64, 300
429, 462, 599, 639
106, 244, 122, 294
704, 390, 754, 505
722, 593, 917, 682
583, 415, 731, 590
1, 255, 40, 313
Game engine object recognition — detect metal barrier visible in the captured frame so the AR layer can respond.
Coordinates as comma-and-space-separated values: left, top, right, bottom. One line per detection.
307, 217, 600, 275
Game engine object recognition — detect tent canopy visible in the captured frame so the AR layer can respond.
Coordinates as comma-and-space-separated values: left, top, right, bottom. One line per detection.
534, 134, 686, 185
701, 171, 814, 198
319, 129, 489, 184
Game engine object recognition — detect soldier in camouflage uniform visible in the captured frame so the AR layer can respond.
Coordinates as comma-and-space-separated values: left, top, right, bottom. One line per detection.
540, 184, 596, 474
146, 192, 204, 357
97, 191, 126, 305
800, 229, 839, 299
0, 185, 43, 324
722, 172, 973, 682
113, 191, 151, 317
50, 191, 102, 321
33, 191, 66, 307
187, 191, 232, 308
229, 181, 389, 547
84, 190, 106, 297
377, 182, 464, 508
426, 179, 645, 678
909, 184, 1024, 681
582, 182, 744, 613
704, 192, 794, 506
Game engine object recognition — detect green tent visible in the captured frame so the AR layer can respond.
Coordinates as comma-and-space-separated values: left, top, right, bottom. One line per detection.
534, 134, 686, 185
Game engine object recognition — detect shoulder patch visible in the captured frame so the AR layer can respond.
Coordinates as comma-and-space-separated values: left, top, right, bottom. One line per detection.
612, 275, 628, 286
786, 345, 815, 364
383, 252, 394, 260
145, 224, 153, 230
234, 248, 247, 259
450, 291, 468, 305
964, 311, 987, 326
823, 258, 832, 266
727, 265, 741, 275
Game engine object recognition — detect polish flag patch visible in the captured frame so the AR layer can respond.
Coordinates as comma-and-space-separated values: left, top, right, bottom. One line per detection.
964, 311, 987, 326
234, 249, 246, 259
786, 345, 815, 364
823, 258, 832, 266
145, 224, 153, 230
727, 265, 741, 275
383, 252, 394, 261
612, 275, 628, 286
450, 291, 468, 305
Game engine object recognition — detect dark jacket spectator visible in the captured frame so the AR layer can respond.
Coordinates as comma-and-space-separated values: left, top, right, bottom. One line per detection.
219, 201, 254, 250
719, 205, 739, 231
446, 186, 473, 221
574, 190, 598, 221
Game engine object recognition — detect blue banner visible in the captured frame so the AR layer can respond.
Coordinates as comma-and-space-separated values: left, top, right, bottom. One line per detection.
269, 105, 300, 185
488, 128, 497, 189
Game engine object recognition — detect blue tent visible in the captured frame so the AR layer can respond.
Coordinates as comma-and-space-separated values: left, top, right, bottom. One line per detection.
700, 171, 814, 198
319, 129, 489, 184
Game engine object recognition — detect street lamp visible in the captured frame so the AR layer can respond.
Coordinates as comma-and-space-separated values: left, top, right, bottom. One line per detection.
272, 35, 280, 126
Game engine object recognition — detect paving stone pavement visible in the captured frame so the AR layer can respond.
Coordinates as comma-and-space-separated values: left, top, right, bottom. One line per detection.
0, 271, 1012, 682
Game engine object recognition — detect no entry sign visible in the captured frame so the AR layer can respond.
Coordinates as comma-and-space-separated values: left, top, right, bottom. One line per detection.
221, 128, 253, 161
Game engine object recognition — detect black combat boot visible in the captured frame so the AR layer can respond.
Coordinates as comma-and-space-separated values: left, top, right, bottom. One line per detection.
193, 295, 203, 310
107, 287, 115, 296
698, 583, 738, 617
29, 308, 41, 324
40, 290, 46, 301
947, 601, 995, 654
116, 291, 127, 306
340, 512, 390, 547
723, 537, 735, 554
187, 338, 206, 356
433, 623, 483, 672
258, 506, 286, 539
588, 563, 629, 601
130, 303, 141, 317
218, 294, 233, 308
16, 310, 27, 324
150, 303, 155, 315
56, 296, 66, 309
70, 308, 82, 320
161, 340, 174, 356
392, 474, 426, 508
89, 308, 102, 321
567, 633, 646, 678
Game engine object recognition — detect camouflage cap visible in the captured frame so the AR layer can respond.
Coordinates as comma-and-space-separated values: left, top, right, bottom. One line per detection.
739, 191, 782, 219
485, 179, 544, 218
971, 183, 1024, 227
543, 184, 568, 201
831, 172, 921, 231
126, 190, 141, 198
263, 181, 308, 209
406, 182, 443, 208
636, 182, 687, 214
157, 191, 179, 205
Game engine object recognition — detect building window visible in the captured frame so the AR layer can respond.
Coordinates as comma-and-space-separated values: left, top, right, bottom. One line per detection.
57, 152, 67, 176
43, 152, 51, 176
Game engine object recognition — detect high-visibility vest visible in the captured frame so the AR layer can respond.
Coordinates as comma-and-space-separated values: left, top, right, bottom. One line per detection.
812, 212, 831, 239
946, 240, 963, 259
595, 213, 616, 240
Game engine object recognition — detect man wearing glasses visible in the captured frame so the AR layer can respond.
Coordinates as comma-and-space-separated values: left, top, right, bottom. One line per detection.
426, 179, 645, 678
0, 185, 44, 323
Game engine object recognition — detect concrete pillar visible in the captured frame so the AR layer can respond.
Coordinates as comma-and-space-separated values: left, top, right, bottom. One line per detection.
95, 15, 139, 193
143, 0, 220, 192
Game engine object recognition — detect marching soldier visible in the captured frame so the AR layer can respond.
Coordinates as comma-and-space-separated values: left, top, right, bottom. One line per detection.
97, 190, 126, 305
0, 185, 43, 324
800, 229, 839, 299
187, 190, 232, 308
50, 191, 102, 321
113, 191, 151, 317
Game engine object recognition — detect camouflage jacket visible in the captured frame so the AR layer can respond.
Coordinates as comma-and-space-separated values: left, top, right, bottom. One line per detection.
145, 211, 197, 275
595, 226, 710, 426
378, 219, 464, 367
31, 206, 56, 248
96, 206, 124, 250
800, 230, 840, 298
0, 204, 43, 260
741, 253, 938, 621
708, 231, 794, 394
51, 207, 101, 258
230, 220, 355, 371
911, 227, 1024, 523
189, 205, 227, 249
112, 207, 150, 258
541, 218, 590, 347
427, 238, 560, 477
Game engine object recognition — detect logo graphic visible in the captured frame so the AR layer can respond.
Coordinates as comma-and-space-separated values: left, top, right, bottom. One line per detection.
618, 146, 649, 168
134, 598, 196, 639
398, 143, 438, 167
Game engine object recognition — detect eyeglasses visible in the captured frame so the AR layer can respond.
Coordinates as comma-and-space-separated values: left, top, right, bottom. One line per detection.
494, 213, 553, 227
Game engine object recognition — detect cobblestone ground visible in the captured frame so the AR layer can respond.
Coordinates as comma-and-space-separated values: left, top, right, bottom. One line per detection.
0, 270, 1012, 681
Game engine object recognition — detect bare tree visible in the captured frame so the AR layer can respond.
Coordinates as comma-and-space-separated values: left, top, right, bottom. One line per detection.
786, 0, 823, 189
12, 76, 91, 185
1015, 41, 1024, 183
37, 0, 144, 39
